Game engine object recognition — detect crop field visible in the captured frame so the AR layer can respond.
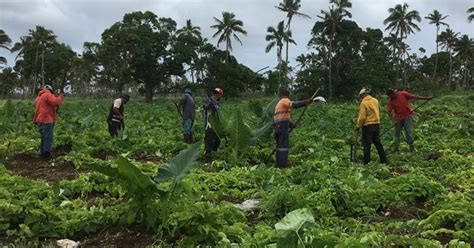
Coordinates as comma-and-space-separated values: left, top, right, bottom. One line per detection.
0, 93, 473, 247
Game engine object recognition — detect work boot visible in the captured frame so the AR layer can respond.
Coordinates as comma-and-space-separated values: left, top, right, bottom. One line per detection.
189, 133, 193, 143
41, 152, 51, 161
409, 144, 415, 153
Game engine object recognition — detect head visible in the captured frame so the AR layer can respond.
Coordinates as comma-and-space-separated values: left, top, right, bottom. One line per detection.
279, 89, 290, 98
43, 85, 53, 93
358, 88, 370, 100
121, 94, 130, 104
386, 88, 397, 99
184, 88, 192, 95
213, 87, 224, 100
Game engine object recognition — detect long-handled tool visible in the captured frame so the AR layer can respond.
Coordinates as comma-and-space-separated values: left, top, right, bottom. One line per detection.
174, 102, 183, 118
350, 130, 359, 162
265, 88, 321, 164
380, 99, 431, 138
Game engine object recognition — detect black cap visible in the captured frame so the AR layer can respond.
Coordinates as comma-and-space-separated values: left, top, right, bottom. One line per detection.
386, 88, 395, 96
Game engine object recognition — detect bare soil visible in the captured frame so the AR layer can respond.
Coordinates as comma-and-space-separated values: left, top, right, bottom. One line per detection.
4, 145, 88, 182
377, 197, 433, 221
426, 151, 444, 161
79, 225, 154, 248
91, 150, 117, 160
132, 153, 163, 163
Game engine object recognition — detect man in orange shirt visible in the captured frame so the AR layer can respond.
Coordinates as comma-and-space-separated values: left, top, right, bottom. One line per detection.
355, 88, 388, 164
33, 85, 65, 160
273, 89, 312, 168
386, 88, 432, 152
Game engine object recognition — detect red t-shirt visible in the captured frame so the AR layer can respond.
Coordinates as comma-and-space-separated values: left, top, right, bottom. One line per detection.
387, 91, 416, 121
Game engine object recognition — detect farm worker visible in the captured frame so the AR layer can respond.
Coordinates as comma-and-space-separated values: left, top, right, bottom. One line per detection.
273, 89, 312, 168
177, 88, 196, 144
386, 88, 433, 152
203, 87, 224, 162
107, 94, 130, 137
355, 88, 388, 164
33, 85, 65, 160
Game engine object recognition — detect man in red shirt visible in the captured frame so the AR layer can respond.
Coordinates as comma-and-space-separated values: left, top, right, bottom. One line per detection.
386, 88, 432, 152
33, 85, 65, 160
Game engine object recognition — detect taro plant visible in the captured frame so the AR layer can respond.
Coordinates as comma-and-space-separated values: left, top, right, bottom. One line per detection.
274, 208, 315, 247
83, 142, 201, 230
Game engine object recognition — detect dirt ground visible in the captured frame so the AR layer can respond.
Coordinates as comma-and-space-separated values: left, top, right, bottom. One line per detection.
79, 225, 155, 247
4, 144, 88, 182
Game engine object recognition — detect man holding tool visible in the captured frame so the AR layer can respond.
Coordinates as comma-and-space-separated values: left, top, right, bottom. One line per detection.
272, 89, 325, 168
203, 87, 224, 162
177, 88, 196, 144
386, 88, 432, 152
355, 88, 388, 164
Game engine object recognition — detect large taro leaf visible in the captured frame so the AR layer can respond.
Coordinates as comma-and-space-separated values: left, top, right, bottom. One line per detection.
275, 208, 315, 237
262, 97, 279, 120
85, 162, 119, 178
116, 156, 158, 190
250, 121, 273, 145
155, 142, 201, 183
228, 109, 252, 158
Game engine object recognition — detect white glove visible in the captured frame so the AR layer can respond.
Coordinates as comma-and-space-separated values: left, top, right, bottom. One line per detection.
206, 122, 212, 129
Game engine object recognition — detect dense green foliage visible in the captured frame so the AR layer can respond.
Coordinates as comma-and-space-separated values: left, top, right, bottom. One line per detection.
0, 92, 472, 246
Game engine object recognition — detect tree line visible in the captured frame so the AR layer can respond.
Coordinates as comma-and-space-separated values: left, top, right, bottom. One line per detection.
0, 1, 473, 100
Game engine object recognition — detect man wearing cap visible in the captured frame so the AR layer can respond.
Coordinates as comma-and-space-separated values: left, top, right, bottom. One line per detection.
386, 88, 432, 152
203, 87, 224, 161
33, 85, 65, 160
355, 88, 388, 164
177, 88, 196, 144
273, 89, 313, 168
107, 94, 130, 137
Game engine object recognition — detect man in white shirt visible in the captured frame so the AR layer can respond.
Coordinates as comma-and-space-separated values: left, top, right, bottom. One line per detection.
107, 95, 130, 137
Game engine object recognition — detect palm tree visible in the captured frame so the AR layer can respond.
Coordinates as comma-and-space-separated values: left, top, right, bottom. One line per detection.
0, 29, 12, 66
265, 21, 296, 92
384, 3, 421, 85
275, 0, 310, 65
265, 21, 296, 69
453, 35, 473, 89
177, 20, 202, 83
438, 28, 459, 87
176, 19, 201, 39
467, 7, 474, 22
317, 7, 341, 98
331, 0, 352, 18
30, 26, 56, 86
425, 10, 448, 83
210, 12, 247, 64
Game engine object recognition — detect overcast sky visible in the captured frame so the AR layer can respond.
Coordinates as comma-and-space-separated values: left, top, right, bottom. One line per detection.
1, 0, 473, 72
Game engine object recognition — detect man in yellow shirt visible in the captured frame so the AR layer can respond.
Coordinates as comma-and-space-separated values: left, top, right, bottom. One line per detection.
355, 89, 388, 164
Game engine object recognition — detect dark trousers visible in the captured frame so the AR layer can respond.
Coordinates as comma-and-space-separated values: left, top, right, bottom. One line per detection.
274, 121, 290, 168
38, 123, 54, 159
108, 121, 122, 137
204, 128, 220, 157
182, 119, 194, 143
362, 124, 388, 164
